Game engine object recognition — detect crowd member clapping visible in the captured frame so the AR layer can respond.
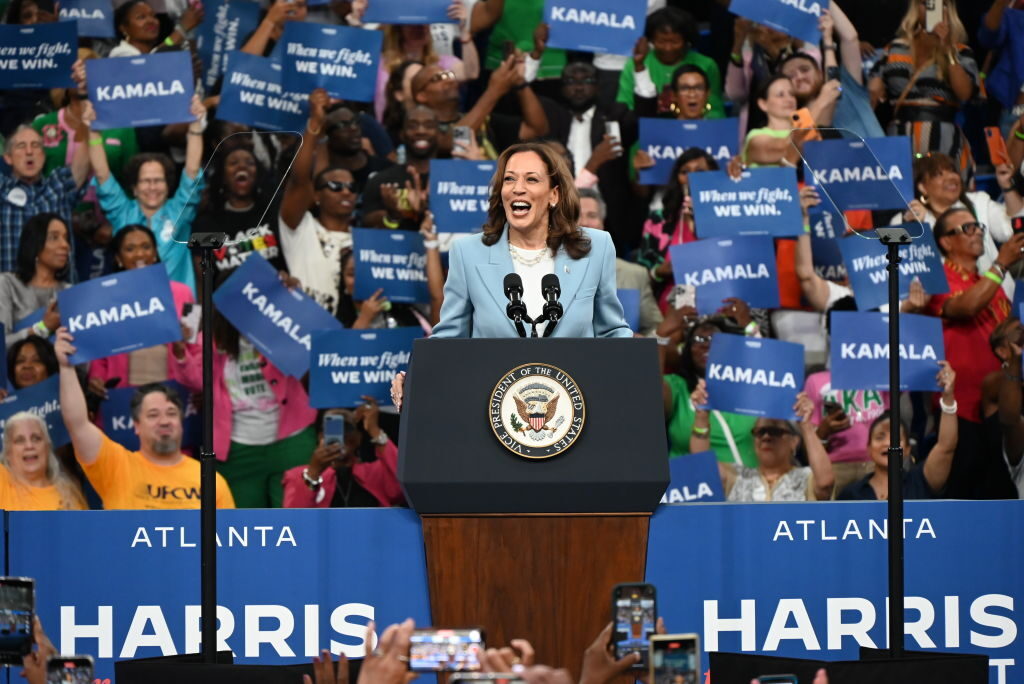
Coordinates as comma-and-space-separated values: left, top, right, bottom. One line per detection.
0, 213, 72, 346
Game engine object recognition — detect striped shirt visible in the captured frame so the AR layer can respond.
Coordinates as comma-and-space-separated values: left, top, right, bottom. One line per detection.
871, 40, 979, 109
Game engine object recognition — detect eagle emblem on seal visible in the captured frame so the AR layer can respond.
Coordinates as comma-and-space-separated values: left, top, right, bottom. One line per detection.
511, 383, 565, 440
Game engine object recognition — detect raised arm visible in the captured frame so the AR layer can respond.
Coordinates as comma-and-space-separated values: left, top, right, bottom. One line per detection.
420, 212, 445, 326
54, 328, 104, 465
457, 55, 517, 133
241, 0, 290, 56
70, 101, 92, 188
796, 392, 835, 500
83, 101, 111, 185
794, 187, 833, 312
828, 1, 863, 85
450, 0, 480, 80
469, 0, 505, 34
185, 95, 206, 180
924, 363, 958, 493
280, 89, 328, 231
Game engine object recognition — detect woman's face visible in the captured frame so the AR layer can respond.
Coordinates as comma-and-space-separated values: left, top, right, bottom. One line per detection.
13, 343, 49, 389
134, 160, 169, 211
688, 324, 717, 372
120, 1, 159, 43
758, 79, 798, 121
752, 418, 797, 467
5, 420, 49, 481
938, 209, 984, 260
224, 148, 258, 200
651, 28, 686, 65
342, 256, 356, 295
780, 57, 821, 100
674, 72, 709, 120
676, 157, 711, 189
117, 229, 157, 270
36, 219, 70, 274
919, 167, 961, 206
501, 151, 559, 234
315, 169, 357, 219
868, 419, 909, 467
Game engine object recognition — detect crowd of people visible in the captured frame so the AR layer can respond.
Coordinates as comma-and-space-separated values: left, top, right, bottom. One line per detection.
1, 0, 1024, 510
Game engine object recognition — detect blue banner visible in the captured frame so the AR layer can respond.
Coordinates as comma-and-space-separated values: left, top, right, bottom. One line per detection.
0, 22, 76, 89
212, 253, 342, 378
661, 451, 724, 504
7, 508, 432, 683
362, 0, 454, 24
1013, 280, 1024, 321
830, 312, 944, 392
217, 52, 309, 132
839, 229, 949, 312
59, 0, 114, 38
670, 236, 780, 315
0, 375, 70, 448
543, 0, 644, 56
689, 168, 802, 238
280, 23, 381, 102
195, 0, 261, 91
102, 380, 201, 451
809, 203, 848, 283
727, 0, 821, 45
352, 229, 430, 304
58, 265, 180, 365
637, 118, 739, 186
87, 52, 195, 130
802, 137, 915, 212
705, 333, 803, 420
429, 159, 495, 233
617, 288, 640, 332
647, 501, 1024, 683
309, 328, 421, 407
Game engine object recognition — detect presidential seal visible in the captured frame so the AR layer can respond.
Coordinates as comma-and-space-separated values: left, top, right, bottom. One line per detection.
489, 363, 585, 459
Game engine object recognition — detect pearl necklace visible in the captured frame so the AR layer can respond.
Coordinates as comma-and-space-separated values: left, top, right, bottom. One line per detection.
509, 242, 549, 267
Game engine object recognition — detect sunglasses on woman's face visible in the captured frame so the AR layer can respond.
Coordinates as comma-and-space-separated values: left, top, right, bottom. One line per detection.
752, 426, 791, 440
691, 334, 716, 346
942, 221, 986, 237
316, 180, 356, 193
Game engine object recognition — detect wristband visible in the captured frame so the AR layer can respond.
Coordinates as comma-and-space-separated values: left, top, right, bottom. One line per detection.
423, 239, 439, 250
730, 52, 742, 65
803, 223, 811, 234
302, 467, 322, 490
649, 266, 664, 283
691, 424, 710, 437
822, 44, 837, 51
744, 321, 759, 336
164, 36, 175, 46
33, 320, 50, 337
1015, 129, 1024, 141
88, 137, 103, 147
371, 430, 389, 446
939, 398, 958, 415
984, 269, 1003, 285
655, 334, 672, 346
382, 215, 400, 229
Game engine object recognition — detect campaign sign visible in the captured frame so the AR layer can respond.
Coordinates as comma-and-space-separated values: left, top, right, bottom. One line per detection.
352, 228, 430, 304
0, 375, 70, 448
58, 265, 180, 365
59, 0, 114, 38
0, 327, 5, 390
670, 236, 780, 315
839, 228, 949, 312
809, 203, 848, 282
0, 22, 76, 89
647, 501, 1024, 682
660, 451, 725, 504
309, 328, 422, 407
280, 23, 382, 102
543, 0, 644, 56
802, 137, 915, 212
637, 118, 739, 186
727, 0, 821, 46
218, 52, 309, 132
195, 0, 261, 90
87, 52, 195, 130
705, 333, 803, 420
429, 159, 495, 233
1013, 279, 1024, 321
689, 168, 802, 238
830, 312, 944, 392
362, 0, 454, 24
7, 508, 432, 683
102, 381, 201, 451
212, 253, 342, 378
13, 307, 45, 333
617, 289, 640, 332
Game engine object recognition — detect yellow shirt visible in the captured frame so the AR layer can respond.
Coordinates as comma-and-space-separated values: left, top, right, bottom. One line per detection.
0, 466, 86, 510
83, 435, 235, 510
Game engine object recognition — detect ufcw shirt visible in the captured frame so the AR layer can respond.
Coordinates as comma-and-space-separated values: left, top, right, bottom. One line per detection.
0, 466, 86, 511
83, 435, 235, 510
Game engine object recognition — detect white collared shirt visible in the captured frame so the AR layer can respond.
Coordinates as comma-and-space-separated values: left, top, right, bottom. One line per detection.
567, 106, 596, 178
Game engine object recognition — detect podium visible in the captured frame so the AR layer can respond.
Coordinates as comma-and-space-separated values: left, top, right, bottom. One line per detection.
399, 339, 669, 675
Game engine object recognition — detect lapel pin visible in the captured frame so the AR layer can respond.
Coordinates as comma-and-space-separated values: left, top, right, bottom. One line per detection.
564, 265, 570, 274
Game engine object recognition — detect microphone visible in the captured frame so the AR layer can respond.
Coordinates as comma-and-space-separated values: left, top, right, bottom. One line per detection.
541, 273, 563, 337
504, 273, 529, 337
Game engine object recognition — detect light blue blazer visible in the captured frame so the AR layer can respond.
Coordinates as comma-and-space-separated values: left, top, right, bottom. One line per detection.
432, 227, 633, 339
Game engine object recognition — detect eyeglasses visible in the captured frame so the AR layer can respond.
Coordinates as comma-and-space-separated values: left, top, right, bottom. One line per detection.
942, 221, 986, 237
752, 426, 792, 440
429, 70, 457, 83
316, 180, 356, 193
691, 334, 715, 346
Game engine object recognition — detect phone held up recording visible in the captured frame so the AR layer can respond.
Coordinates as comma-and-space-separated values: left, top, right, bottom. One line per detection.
0, 577, 34, 665
649, 634, 700, 684
409, 628, 484, 672
611, 583, 657, 668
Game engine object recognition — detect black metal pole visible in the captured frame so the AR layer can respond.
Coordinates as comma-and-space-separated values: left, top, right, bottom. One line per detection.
883, 235, 905, 658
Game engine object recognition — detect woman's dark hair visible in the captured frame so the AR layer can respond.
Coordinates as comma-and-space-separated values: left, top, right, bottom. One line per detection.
932, 206, 977, 256
212, 270, 241, 358
644, 6, 697, 48
113, 0, 149, 37
7, 336, 59, 389
675, 319, 726, 388
123, 152, 178, 197
824, 296, 857, 337
482, 142, 590, 260
382, 60, 423, 144
671, 64, 709, 91
912, 153, 975, 219
755, 74, 794, 108
15, 213, 70, 284
200, 146, 271, 212
867, 410, 912, 449
4, 0, 55, 23
108, 224, 160, 272
662, 148, 719, 232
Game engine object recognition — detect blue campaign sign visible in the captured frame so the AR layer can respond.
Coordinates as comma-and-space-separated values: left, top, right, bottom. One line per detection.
543, 0, 644, 56
0, 326, 5, 390
429, 159, 495, 233
617, 289, 640, 332
830, 312, 944, 392
87, 52, 195, 130
689, 168, 802, 238
59, 0, 114, 38
213, 253, 342, 378
727, 0, 821, 46
102, 380, 201, 451
670, 236, 780, 315
363, 0, 454, 24
803, 137, 915, 212
0, 375, 70, 448
352, 229, 430, 304
7, 508, 432, 683
58, 265, 180, 365
646, 501, 1024, 682
637, 118, 738, 186
1013, 280, 1024, 321
809, 203, 848, 283
661, 451, 724, 504
839, 228, 949, 312
195, 0, 261, 90
280, 23, 382, 102
705, 333, 803, 420
309, 328, 422, 407
0, 22, 76, 89
217, 52, 309, 132
14, 307, 44, 333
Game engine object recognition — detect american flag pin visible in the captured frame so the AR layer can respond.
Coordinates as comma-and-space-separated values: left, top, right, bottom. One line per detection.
564, 265, 570, 273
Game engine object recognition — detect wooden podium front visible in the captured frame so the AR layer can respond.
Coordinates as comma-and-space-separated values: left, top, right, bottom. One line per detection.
421, 514, 650, 678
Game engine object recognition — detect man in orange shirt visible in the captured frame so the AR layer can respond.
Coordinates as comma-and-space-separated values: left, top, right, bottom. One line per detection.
55, 328, 235, 510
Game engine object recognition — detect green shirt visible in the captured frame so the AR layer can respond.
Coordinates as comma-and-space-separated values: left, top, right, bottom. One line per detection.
616, 50, 725, 118
665, 374, 757, 467
484, 0, 566, 79
32, 109, 139, 182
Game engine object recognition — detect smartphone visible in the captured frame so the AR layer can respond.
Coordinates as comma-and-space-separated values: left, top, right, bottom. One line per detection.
409, 628, 484, 672
452, 125, 472, 150
0, 577, 35, 666
756, 676, 799, 684
1012, 216, 1024, 234
450, 675, 524, 684
825, 65, 840, 86
502, 40, 516, 60
649, 634, 700, 684
46, 655, 95, 684
611, 583, 656, 667
396, 144, 407, 165
791, 108, 821, 141
925, 0, 943, 32
323, 413, 346, 447
604, 121, 621, 142
823, 400, 844, 417
986, 127, 1011, 167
